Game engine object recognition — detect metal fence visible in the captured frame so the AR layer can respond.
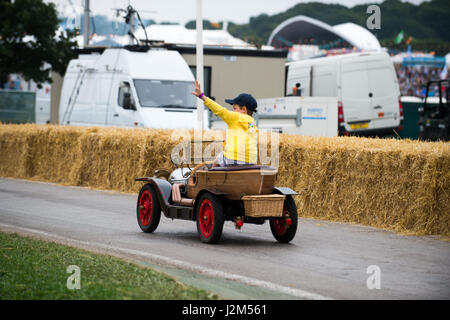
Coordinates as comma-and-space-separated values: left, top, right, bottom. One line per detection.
0, 90, 36, 124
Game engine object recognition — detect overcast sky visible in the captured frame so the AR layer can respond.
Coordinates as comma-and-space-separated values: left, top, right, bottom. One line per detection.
47, 0, 429, 26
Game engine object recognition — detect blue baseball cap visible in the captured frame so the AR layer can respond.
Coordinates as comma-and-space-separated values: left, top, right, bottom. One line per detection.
225, 93, 257, 112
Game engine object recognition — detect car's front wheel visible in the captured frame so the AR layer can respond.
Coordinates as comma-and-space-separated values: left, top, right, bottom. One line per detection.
137, 184, 161, 233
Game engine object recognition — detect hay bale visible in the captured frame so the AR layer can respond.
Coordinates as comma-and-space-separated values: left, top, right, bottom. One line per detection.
276, 134, 449, 236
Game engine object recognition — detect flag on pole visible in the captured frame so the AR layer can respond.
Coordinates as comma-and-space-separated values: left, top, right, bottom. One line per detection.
394, 30, 404, 44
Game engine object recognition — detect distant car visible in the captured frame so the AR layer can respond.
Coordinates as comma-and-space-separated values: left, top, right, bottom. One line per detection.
418, 79, 449, 141
135, 161, 299, 244
286, 52, 403, 137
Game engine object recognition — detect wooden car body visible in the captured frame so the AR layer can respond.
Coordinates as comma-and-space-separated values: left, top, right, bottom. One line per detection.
186, 166, 278, 200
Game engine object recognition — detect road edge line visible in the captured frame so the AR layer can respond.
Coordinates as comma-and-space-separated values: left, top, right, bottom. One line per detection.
0, 223, 333, 300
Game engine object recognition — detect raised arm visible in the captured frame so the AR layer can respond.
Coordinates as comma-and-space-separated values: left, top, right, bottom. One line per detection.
192, 80, 206, 102
192, 80, 240, 125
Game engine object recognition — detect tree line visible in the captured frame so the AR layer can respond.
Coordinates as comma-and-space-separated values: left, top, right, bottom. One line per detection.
1, 0, 448, 87
186, 0, 450, 55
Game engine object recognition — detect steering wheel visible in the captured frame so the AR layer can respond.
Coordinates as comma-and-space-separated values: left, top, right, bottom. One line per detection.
188, 162, 208, 184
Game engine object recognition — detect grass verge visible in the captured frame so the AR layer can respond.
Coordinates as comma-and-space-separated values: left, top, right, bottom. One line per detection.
0, 232, 218, 300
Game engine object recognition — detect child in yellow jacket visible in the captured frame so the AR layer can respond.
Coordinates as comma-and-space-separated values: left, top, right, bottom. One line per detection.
192, 80, 258, 167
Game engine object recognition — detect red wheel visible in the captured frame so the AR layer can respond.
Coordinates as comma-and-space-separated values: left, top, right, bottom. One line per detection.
272, 215, 288, 235
269, 195, 298, 243
196, 193, 224, 243
198, 199, 214, 238
139, 190, 153, 226
137, 184, 161, 233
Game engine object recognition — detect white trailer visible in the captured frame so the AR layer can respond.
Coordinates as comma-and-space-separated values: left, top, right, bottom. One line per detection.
210, 96, 338, 136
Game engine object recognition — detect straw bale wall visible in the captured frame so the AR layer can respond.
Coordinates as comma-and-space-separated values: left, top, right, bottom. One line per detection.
1, 124, 448, 236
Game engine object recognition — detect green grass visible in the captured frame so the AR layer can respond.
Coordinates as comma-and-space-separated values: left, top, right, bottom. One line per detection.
0, 232, 218, 300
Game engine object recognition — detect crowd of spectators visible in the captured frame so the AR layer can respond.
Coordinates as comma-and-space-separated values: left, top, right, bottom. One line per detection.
396, 65, 447, 97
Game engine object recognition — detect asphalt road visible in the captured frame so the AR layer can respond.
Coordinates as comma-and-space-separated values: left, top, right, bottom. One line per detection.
0, 178, 449, 300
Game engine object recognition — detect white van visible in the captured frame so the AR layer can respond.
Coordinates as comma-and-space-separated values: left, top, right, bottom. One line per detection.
59, 47, 207, 129
286, 52, 403, 136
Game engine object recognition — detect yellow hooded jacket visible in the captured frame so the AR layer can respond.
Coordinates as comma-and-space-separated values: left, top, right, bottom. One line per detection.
204, 98, 258, 163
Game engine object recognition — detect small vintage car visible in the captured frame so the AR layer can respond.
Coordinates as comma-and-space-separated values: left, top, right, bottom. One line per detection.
135, 162, 298, 244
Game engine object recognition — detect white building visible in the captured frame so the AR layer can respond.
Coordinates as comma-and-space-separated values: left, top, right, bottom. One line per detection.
134, 23, 252, 48
267, 15, 382, 61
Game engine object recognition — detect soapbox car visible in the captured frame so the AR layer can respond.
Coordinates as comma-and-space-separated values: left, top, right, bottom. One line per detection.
135, 163, 298, 244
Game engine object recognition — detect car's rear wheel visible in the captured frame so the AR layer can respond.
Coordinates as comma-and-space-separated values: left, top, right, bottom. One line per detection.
137, 184, 161, 233
269, 195, 298, 243
196, 193, 224, 244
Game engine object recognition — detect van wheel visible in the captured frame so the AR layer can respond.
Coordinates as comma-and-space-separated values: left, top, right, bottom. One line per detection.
196, 193, 224, 244
269, 196, 298, 243
137, 184, 161, 233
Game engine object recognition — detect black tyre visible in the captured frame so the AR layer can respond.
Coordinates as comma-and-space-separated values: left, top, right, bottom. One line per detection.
137, 184, 161, 233
196, 193, 224, 244
269, 195, 298, 243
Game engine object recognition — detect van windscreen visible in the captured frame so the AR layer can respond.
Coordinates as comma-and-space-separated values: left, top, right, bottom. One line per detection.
133, 79, 196, 109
